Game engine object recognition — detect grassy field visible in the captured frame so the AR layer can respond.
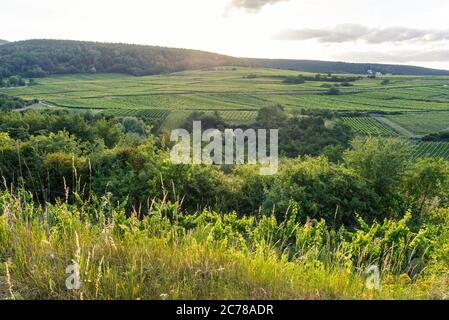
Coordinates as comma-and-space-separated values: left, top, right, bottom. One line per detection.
1, 67, 448, 139
1, 191, 448, 300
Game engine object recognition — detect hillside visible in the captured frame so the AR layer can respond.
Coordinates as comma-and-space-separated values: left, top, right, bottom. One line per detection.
0, 39, 237, 78
245, 58, 449, 76
0, 39, 8, 45
1, 39, 449, 79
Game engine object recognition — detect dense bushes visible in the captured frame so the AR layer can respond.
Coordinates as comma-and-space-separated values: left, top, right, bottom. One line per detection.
422, 130, 449, 142
263, 157, 378, 225
282, 74, 360, 85
0, 108, 448, 229
0, 75, 26, 88
0, 94, 35, 111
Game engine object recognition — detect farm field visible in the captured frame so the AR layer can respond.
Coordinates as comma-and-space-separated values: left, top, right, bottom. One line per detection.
1, 67, 448, 143
3, 68, 449, 115
386, 111, 449, 135
411, 141, 449, 160
101, 108, 170, 121
341, 116, 400, 136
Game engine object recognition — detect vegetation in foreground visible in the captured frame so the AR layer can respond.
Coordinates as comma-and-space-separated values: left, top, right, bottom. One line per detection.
0, 190, 448, 300
0, 105, 447, 300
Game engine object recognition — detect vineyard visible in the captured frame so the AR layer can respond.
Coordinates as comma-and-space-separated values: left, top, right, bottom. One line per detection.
203, 110, 258, 122
1, 67, 449, 159
410, 141, 449, 160
386, 111, 449, 135
101, 108, 169, 121
2, 68, 449, 114
341, 116, 400, 136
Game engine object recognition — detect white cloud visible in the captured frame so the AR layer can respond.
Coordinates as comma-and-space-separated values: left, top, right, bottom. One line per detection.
229, 0, 289, 12
334, 49, 449, 63
276, 24, 449, 43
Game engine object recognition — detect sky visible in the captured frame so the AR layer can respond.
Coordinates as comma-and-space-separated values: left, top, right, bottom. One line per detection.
2, 0, 449, 69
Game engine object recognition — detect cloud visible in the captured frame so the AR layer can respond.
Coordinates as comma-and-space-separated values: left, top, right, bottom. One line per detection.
334, 49, 449, 63
229, 0, 289, 12
276, 24, 449, 43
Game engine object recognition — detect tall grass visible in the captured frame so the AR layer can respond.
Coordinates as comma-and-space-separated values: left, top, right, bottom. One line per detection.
0, 190, 448, 300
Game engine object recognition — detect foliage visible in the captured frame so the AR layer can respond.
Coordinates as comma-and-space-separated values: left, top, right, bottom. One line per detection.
0, 40, 236, 78
0, 190, 447, 300
0, 94, 34, 111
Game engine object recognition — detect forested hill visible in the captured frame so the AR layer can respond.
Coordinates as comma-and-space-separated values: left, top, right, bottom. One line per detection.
0, 40, 8, 45
0, 40, 237, 78
245, 58, 449, 76
1, 39, 449, 78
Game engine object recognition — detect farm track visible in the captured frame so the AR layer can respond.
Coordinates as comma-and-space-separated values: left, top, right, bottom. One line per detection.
13, 101, 57, 112
370, 114, 420, 138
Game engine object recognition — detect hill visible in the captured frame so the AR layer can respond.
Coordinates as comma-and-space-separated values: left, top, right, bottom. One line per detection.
0, 39, 8, 45
0, 39, 237, 78
244, 58, 449, 76
1, 39, 448, 78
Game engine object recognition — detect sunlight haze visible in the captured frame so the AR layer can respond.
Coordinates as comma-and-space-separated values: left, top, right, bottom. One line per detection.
1, 0, 449, 69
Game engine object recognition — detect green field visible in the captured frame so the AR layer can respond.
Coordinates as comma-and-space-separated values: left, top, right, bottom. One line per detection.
386, 111, 449, 135
411, 141, 449, 160
101, 108, 170, 121
3, 68, 449, 113
341, 117, 400, 136
1, 67, 448, 138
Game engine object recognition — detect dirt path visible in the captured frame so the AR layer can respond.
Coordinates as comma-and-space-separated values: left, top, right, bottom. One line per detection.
369, 113, 421, 138
13, 101, 54, 112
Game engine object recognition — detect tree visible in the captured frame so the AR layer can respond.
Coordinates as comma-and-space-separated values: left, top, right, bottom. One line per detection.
263, 156, 377, 226
182, 111, 227, 131
403, 158, 449, 215
343, 137, 410, 215
326, 87, 340, 95
119, 117, 147, 136
255, 105, 287, 128
283, 76, 305, 84
8, 76, 20, 86
93, 119, 124, 148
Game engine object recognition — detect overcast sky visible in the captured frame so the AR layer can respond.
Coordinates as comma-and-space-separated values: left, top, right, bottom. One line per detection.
2, 0, 449, 69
